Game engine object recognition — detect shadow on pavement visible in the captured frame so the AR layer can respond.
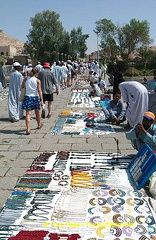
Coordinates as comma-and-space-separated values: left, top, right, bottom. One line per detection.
0, 117, 10, 122
0, 129, 25, 135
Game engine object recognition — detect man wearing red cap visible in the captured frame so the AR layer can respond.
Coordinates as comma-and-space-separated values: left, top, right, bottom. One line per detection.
38, 62, 59, 118
126, 111, 156, 151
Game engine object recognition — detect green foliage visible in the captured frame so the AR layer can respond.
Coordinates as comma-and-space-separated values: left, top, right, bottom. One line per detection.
70, 27, 89, 59
139, 69, 154, 76
25, 10, 89, 62
0, 56, 5, 63
95, 18, 153, 66
124, 67, 140, 76
95, 19, 118, 63
26, 10, 64, 62
118, 19, 152, 63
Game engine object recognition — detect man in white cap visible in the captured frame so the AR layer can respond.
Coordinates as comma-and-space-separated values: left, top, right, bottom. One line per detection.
8, 62, 24, 122
35, 62, 43, 73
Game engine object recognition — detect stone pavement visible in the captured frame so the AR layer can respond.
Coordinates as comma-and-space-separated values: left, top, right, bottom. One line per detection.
0, 75, 137, 208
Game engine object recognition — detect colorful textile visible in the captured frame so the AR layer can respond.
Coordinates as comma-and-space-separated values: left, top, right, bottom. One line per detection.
22, 96, 41, 110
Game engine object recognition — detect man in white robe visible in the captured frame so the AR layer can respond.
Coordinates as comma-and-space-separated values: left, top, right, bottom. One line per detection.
52, 61, 62, 92
0, 61, 6, 88
8, 62, 24, 122
119, 81, 148, 128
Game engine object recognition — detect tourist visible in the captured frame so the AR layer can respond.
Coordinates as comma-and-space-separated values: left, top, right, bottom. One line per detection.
22, 62, 28, 76
66, 60, 73, 87
60, 61, 68, 89
8, 62, 24, 122
94, 61, 100, 75
38, 62, 59, 118
101, 62, 107, 79
35, 62, 43, 73
22, 68, 43, 135
52, 61, 62, 92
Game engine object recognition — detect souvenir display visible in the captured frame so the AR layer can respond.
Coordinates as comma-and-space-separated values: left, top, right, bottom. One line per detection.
1, 76, 155, 239
68, 88, 95, 108
0, 150, 155, 239
51, 110, 115, 135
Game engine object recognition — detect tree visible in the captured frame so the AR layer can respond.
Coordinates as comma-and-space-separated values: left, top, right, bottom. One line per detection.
137, 46, 155, 69
58, 30, 71, 61
70, 27, 89, 59
94, 18, 153, 65
94, 19, 118, 63
25, 10, 65, 62
117, 19, 152, 63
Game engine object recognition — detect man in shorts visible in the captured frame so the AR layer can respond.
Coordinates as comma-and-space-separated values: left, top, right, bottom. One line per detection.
38, 62, 59, 118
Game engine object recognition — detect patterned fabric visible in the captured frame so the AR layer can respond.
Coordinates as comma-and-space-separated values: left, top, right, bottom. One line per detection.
22, 96, 41, 110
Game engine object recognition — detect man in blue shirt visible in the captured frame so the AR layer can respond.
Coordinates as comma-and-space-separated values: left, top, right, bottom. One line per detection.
102, 91, 126, 125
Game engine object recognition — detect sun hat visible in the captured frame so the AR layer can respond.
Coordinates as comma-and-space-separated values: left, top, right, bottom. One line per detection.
13, 62, 21, 67
43, 62, 50, 68
28, 63, 32, 67
143, 112, 155, 121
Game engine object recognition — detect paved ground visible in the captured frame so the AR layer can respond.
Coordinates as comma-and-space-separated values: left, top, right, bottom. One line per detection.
0, 74, 137, 208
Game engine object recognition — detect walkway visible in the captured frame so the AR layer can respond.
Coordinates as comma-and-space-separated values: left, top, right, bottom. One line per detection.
0, 74, 136, 208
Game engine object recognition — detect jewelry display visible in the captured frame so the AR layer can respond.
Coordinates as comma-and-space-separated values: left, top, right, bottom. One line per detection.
0, 146, 155, 239
1, 74, 156, 239
51, 110, 115, 135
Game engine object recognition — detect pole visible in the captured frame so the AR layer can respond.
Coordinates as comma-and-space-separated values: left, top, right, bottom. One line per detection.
131, 62, 134, 80
94, 30, 100, 76
97, 32, 99, 66
61, 53, 63, 61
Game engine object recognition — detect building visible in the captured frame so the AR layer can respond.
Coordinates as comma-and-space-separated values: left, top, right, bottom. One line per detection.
0, 29, 30, 65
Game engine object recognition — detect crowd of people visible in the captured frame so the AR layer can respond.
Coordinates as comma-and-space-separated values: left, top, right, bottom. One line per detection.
1, 59, 156, 153
7, 60, 89, 134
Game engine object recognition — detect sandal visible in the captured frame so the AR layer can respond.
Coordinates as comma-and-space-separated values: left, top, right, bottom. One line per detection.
37, 123, 43, 129
47, 114, 51, 118
26, 130, 31, 135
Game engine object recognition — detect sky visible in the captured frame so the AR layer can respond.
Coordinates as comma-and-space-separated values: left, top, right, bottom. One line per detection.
1, 0, 156, 54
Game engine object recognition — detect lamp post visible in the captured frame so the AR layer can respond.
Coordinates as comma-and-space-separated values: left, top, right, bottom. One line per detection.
65, 54, 67, 62
130, 61, 135, 80
94, 30, 100, 65
94, 30, 100, 75
61, 53, 63, 61
57, 53, 59, 61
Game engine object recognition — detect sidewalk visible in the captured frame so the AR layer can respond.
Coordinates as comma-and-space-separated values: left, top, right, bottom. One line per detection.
0, 75, 137, 208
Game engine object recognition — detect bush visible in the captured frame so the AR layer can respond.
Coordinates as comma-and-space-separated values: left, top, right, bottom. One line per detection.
124, 67, 140, 76
0, 56, 5, 63
140, 69, 154, 76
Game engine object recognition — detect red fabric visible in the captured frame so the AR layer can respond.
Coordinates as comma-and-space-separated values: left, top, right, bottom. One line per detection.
8, 230, 48, 240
